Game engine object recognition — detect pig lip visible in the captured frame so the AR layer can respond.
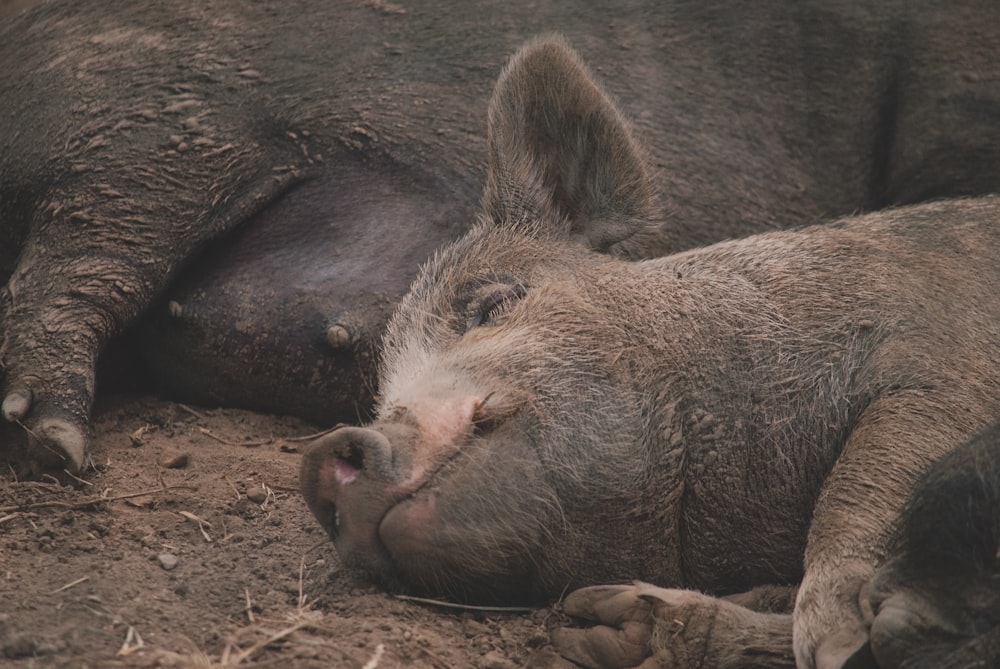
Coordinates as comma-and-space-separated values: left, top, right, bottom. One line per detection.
373, 453, 454, 531
335, 448, 463, 566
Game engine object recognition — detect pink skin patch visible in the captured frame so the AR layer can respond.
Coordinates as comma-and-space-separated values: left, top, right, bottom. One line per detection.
333, 457, 360, 484
414, 395, 480, 454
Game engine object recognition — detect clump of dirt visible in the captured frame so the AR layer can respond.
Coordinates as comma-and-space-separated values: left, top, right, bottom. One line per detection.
0, 395, 564, 668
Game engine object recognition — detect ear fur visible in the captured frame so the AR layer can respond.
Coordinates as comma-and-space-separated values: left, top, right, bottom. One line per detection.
483, 36, 667, 257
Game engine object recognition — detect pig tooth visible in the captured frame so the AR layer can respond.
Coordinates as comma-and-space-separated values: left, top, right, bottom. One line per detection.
167, 300, 183, 318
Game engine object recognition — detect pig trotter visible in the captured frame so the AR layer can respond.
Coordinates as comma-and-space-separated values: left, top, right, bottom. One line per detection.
553, 583, 795, 669
0, 345, 94, 474
864, 422, 1000, 669
2, 360, 91, 477
552, 584, 660, 669
2, 387, 30, 421
1, 288, 106, 475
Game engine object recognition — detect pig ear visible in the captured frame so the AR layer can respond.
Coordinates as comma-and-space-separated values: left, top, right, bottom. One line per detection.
483, 37, 667, 256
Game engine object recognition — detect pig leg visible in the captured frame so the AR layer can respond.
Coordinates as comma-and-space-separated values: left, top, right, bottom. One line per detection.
1, 243, 139, 474
552, 583, 795, 669
864, 422, 1000, 669
792, 398, 971, 669
0, 173, 298, 475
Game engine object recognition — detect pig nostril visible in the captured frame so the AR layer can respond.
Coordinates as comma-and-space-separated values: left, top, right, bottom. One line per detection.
334, 445, 365, 484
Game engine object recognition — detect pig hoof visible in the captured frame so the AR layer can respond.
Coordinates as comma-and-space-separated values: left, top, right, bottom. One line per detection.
814, 624, 870, 669
9, 416, 90, 476
2, 387, 32, 421
552, 584, 655, 669
869, 592, 956, 669
553, 583, 793, 669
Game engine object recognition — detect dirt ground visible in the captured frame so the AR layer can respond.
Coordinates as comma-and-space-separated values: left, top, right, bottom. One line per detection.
0, 396, 564, 668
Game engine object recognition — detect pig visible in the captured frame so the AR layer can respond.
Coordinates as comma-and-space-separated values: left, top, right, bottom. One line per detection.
5, 0, 1000, 476
299, 38, 1000, 669
850, 421, 1000, 669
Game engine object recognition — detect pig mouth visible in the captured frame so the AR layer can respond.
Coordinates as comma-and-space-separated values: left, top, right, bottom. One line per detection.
303, 419, 548, 602
318, 439, 464, 574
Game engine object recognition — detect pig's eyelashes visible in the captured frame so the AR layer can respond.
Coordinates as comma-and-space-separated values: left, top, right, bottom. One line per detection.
465, 284, 527, 330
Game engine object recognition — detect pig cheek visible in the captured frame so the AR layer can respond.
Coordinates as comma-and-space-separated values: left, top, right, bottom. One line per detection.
377, 483, 537, 601
378, 489, 440, 561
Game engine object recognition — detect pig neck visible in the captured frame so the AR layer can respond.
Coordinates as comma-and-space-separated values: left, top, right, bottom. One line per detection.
594, 232, 885, 593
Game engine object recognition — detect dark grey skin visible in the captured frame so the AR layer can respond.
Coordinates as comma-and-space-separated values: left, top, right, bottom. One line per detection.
299, 39, 1000, 669
4, 0, 1000, 475
846, 422, 1000, 669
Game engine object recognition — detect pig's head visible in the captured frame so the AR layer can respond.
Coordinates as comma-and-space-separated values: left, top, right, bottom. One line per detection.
301, 37, 680, 604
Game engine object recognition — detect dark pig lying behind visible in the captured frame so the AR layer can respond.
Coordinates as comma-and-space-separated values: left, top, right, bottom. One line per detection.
300, 39, 1000, 669
4, 0, 1000, 475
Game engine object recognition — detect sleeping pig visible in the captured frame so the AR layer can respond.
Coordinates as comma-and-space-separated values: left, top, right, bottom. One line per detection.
301, 38, 1000, 669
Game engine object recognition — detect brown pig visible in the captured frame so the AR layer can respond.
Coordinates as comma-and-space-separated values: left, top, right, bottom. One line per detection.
300, 39, 1000, 669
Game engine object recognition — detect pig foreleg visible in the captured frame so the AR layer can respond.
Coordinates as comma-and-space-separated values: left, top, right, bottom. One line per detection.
552, 583, 795, 669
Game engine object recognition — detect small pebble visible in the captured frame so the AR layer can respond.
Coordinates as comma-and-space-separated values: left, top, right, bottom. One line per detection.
245, 486, 268, 504
463, 619, 490, 637
160, 451, 190, 469
157, 552, 179, 570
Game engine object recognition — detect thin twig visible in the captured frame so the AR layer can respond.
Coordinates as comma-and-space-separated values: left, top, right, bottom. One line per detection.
361, 643, 385, 669
176, 403, 206, 420
244, 586, 256, 624
297, 556, 308, 611
416, 644, 453, 669
177, 510, 213, 542
282, 425, 344, 443
230, 620, 308, 665
393, 594, 534, 613
61, 468, 93, 487
198, 424, 342, 448
116, 625, 145, 656
0, 484, 196, 514
48, 576, 90, 595
197, 427, 277, 448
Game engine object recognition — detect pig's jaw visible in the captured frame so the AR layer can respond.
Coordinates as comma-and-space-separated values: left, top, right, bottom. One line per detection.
302, 415, 558, 603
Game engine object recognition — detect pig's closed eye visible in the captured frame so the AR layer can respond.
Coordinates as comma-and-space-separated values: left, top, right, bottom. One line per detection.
466, 284, 527, 330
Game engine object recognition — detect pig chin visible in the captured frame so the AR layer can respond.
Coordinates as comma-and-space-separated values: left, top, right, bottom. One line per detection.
372, 480, 553, 604
378, 488, 440, 558
304, 425, 564, 603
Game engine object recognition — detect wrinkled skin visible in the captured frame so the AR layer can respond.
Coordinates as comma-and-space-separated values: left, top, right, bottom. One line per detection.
844, 422, 1000, 669
300, 39, 1000, 669
5, 0, 1000, 476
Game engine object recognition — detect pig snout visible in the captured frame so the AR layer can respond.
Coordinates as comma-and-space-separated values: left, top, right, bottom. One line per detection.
300, 426, 402, 564
299, 396, 483, 579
